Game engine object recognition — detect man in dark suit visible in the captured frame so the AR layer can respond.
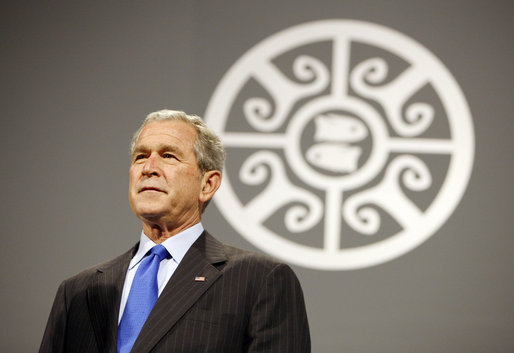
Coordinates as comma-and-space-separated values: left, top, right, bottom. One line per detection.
39, 110, 310, 353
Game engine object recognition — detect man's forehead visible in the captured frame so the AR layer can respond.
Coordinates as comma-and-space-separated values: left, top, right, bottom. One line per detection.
134, 120, 197, 152
138, 121, 196, 142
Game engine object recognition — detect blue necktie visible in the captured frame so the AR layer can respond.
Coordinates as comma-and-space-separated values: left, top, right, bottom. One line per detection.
117, 244, 170, 353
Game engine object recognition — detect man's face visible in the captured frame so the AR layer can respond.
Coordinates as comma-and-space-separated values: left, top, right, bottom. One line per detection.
128, 120, 204, 229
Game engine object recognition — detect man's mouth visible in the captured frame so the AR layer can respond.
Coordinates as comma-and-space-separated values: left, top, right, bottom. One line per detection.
139, 186, 166, 193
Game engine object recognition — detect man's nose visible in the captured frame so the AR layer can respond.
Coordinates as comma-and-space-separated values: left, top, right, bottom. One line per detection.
142, 153, 161, 176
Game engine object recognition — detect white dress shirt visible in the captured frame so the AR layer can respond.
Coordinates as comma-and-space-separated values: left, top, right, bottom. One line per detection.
118, 222, 204, 323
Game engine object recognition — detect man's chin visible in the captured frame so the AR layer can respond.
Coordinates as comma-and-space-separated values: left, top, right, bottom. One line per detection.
133, 207, 167, 222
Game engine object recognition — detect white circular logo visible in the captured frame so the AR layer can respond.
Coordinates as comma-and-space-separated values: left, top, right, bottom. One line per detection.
205, 20, 474, 270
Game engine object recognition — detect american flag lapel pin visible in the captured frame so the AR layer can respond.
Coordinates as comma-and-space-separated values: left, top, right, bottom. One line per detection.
195, 276, 206, 282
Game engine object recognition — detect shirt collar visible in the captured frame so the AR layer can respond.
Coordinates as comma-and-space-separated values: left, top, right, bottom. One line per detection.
128, 222, 204, 270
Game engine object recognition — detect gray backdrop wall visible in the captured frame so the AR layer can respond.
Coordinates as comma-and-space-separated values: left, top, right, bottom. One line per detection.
1, 1, 512, 352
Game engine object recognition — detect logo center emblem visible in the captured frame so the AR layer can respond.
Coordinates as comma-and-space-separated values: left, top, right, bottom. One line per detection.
205, 20, 474, 270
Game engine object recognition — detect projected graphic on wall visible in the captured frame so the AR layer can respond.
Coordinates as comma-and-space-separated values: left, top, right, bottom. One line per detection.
205, 20, 474, 270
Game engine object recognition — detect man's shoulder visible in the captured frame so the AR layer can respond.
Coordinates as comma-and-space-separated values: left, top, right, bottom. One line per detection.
222, 243, 276, 265
212, 239, 303, 295
203, 231, 289, 270
218, 240, 297, 280
61, 245, 135, 287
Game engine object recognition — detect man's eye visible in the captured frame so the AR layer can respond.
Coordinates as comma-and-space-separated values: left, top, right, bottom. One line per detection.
163, 153, 175, 159
134, 154, 146, 161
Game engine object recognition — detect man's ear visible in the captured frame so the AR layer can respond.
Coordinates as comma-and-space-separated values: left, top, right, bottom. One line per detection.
199, 170, 222, 203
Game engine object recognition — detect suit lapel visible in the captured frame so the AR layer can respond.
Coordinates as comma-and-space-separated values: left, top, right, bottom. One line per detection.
131, 232, 227, 353
87, 246, 137, 353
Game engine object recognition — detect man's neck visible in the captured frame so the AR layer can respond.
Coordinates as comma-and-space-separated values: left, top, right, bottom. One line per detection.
142, 219, 201, 244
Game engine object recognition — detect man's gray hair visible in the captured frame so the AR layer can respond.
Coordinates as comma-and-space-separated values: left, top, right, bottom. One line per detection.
130, 109, 226, 175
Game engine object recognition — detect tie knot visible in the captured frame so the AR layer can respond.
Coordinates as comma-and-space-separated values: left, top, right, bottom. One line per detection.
149, 244, 170, 261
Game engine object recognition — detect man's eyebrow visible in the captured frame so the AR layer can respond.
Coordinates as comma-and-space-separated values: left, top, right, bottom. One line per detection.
132, 144, 182, 155
161, 144, 181, 152
132, 145, 149, 155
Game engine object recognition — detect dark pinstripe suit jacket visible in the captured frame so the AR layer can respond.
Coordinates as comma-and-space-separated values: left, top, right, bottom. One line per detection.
39, 231, 310, 353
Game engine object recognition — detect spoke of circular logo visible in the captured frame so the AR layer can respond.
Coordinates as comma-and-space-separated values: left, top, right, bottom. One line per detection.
205, 20, 474, 270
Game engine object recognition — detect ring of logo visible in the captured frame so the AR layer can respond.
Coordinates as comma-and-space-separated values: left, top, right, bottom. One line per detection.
205, 20, 474, 270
